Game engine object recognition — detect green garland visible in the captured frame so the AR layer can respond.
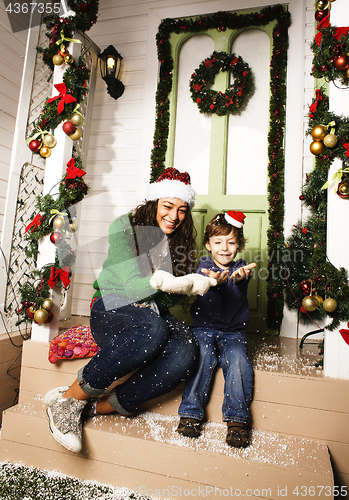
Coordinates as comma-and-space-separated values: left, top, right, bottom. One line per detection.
189, 51, 253, 116
311, 14, 349, 86
284, 89, 349, 331
151, 5, 291, 331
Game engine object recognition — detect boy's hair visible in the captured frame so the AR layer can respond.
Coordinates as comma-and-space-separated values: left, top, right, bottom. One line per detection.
203, 213, 246, 251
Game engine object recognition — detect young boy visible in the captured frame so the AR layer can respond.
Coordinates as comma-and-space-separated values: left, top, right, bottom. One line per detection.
177, 210, 256, 448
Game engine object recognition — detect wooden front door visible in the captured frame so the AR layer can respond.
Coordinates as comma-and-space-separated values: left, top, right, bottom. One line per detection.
164, 19, 276, 334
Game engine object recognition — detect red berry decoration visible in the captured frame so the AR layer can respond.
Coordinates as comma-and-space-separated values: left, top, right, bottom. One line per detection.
79, 2, 89, 12
62, 121, 76, 135
50, 232, 63, 245
28, 139, 41, 152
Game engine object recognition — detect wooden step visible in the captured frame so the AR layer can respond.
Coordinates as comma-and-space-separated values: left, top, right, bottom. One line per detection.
0, 396, 333, 500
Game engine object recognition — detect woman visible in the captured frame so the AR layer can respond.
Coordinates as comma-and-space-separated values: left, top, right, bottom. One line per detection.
45, 167, 216, 453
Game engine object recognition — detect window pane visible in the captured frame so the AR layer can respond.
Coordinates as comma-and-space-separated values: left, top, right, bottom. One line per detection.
226, 29, 270, 195
173, 35, 214, 195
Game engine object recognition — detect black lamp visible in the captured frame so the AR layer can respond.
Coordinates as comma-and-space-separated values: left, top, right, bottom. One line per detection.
98, 45, 125, 100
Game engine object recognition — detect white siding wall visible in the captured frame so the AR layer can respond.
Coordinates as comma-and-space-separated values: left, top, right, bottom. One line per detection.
0, 4, 27, 241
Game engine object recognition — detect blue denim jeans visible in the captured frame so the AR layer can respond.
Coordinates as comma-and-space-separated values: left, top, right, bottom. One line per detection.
178, 328, 254, 423
78, 294, 198, 414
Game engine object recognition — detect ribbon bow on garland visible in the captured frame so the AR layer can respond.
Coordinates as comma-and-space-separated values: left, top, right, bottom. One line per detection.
48, 266, 71, 289
47, 83, 78, 114
66, 157, 86, 179
25, 214, 45, 234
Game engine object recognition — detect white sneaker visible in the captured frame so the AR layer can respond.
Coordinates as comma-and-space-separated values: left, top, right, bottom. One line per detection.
44, 386, 70, 406
47, 396, 87, 453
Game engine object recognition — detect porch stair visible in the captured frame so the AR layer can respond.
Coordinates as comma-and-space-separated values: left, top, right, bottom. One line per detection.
1, 334, 346, 499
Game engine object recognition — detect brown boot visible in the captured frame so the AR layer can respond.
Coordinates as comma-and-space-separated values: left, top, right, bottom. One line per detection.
226, 422, 250, 448
177, 417, 202, 438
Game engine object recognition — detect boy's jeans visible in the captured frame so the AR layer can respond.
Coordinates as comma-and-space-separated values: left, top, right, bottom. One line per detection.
78, 294, 198, 414
178, 327, 254, 424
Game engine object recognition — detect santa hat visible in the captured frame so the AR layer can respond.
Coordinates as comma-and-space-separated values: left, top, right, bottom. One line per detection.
147, 167, 196, 209
224, 210, 246, 228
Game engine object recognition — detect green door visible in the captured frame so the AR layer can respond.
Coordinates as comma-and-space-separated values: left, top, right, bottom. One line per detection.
166, 21, 276, 334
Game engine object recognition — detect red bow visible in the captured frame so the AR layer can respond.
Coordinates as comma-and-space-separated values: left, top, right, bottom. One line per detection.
66, 158, 86, 179
25, 214, 45, 234
48, 267, 71, 289
315, 14, 349, 46
343, 143, 349, 158
47, 83, 77, 114
339, 322, 349, 346
308, 89, 323, 118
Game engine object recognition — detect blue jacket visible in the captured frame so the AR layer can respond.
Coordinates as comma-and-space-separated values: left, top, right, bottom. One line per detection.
190, 256, 251, 332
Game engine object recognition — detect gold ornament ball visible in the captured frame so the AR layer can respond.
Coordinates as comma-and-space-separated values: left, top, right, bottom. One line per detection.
71, 113, 84, 127
42, 298, 54, 311
347, 67, 349, 78
338, 182, 349, 196
34, 308, 49, 324
309, 140, 324, 156
53, 215, 65, 230
315, 0, 329, 10
311, 125, 327, 141
69, 128, 82, 141
40, 146, 51, 158
52, 54, 64, 66
43, 134, 57, 149
323, 133, 338, 148
302, 295, 319, 312
64, 54, 74, 65
314, 294, 323, 306
323, 297, 337, 313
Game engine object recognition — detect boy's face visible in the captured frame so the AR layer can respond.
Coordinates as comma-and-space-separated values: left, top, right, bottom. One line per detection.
205, 229, 238, 270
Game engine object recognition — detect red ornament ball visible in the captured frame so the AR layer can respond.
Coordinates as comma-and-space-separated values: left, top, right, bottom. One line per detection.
299, 280, 312, 295
28, 139, 41, 152
314, 9, 328, 21
62, 121, 76, 135
50, 232, 63, 245
333, 55, 349, 71
26, 306, 36, 319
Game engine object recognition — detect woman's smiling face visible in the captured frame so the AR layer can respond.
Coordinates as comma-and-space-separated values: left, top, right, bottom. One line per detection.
156, 198, 188, 234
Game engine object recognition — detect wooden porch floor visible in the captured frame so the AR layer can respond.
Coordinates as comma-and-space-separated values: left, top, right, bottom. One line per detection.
1, 315, 348, 499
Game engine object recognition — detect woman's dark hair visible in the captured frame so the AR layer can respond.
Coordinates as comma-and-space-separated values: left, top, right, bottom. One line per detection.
131, 200, 197, 276
203, 213, 246, 251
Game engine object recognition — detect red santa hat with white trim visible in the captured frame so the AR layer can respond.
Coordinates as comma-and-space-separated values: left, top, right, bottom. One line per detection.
147, 167, 196, 209
224, 210, 246, 228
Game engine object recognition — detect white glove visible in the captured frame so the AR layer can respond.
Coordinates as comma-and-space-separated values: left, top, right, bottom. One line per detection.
187, 273, 217, 295
150, 270, 216, 296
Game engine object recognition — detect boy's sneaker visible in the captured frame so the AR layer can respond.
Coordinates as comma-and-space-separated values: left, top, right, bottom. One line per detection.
226, 422, 251, 448
177, 417, 202, 438
43, 386, 70, 406
47, 396, 87, 453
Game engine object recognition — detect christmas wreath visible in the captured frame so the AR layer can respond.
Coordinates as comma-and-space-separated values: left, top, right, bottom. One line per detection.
189, 51, 253, 115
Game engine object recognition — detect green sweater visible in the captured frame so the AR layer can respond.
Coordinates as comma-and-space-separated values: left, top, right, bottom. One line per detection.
92, 213, 180, 312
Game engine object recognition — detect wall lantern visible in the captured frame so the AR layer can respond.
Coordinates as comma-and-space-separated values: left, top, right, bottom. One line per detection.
98, 45, 125, 100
